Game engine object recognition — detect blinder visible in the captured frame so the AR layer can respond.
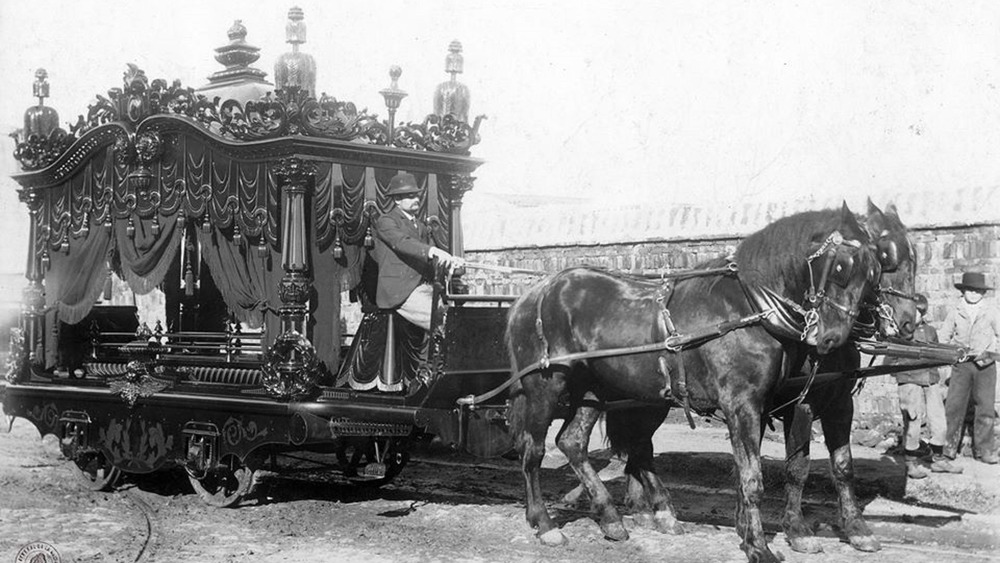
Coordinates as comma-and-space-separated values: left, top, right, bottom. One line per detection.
875, 238, 900, 272
828, 251, 855, 288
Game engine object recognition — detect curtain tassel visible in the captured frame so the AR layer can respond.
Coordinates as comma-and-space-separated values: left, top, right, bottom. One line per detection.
176, 213, 186, 230
184, 263, 195, 297
41, 249, 50, 271
257, 240, 268, 258
103, 269, 113, 301
233, 223, 243, 246
126, 217, 135, 238
151, 215, 161, 236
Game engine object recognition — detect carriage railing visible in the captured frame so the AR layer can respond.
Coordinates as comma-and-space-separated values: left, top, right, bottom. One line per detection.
88, 329, 264, 365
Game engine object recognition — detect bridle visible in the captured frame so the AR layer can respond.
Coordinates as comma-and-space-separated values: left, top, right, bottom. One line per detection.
803, 230, 870, 320
750, 230, 874, 343
870, 233, 918, 336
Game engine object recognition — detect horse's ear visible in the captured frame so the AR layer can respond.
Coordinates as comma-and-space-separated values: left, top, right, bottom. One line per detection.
884, 201, 899, 217
866, 197, 883, 216
841, 201, 854, 221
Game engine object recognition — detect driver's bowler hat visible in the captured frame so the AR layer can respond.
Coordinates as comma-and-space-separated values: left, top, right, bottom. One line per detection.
386, 172, 421, 198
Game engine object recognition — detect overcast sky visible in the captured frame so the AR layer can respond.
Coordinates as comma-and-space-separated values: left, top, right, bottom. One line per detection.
2, 1, 1000, 279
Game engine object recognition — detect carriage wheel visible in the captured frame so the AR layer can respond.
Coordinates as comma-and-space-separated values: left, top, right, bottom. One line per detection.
73, 451, 122, 492
336, 437, 410, 488
186, 456, 256, 508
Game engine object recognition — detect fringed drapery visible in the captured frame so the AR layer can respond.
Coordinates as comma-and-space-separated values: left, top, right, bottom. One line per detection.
115, 214, 182, 295
45, 221, 113, 325
311, 231, 342, 378
196, 228, 281, 330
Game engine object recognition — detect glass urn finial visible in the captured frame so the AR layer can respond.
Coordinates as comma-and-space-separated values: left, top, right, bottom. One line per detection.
274, 6, 317, 96
433, 40, 470, 123
24, 68, 59, 138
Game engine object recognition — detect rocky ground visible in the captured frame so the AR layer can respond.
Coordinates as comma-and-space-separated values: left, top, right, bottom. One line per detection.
1, 405, 998, 563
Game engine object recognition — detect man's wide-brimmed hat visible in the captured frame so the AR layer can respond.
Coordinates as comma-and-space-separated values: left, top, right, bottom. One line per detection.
386, 172, 421, 198
955, 272, 993, 292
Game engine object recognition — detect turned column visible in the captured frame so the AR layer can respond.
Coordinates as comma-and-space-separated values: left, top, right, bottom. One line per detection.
446, 174, 474, 294
274, 158, 316, 338
19, 189, 46, 366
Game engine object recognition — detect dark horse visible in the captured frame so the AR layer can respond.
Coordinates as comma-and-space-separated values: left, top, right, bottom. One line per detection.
776, 200, 917, 554
506, 204, 880, 562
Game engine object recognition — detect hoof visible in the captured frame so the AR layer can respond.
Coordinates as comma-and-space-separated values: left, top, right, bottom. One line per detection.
654, 511, 685, 535
786, 534, 823, 554
601, 521, 629, 542
538, 528, 568, 547
848, 534, 881, 552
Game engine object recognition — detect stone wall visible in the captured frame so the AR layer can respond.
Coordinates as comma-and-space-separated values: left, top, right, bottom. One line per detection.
463, 222, 1000, 434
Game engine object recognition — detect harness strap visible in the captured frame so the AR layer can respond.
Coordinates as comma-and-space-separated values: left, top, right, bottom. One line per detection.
769, 356, 820, 416
456, 309, 773, 407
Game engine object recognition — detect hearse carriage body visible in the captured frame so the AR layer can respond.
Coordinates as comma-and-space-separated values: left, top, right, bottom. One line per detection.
2, 10, 509, 505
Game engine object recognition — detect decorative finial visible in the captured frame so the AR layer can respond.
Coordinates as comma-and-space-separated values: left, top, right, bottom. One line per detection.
380, 66, 408, 138
23, 68, 59, 138
286, 6, 307, 47
199, 20, 270, 101
445, 40, 464, 75
274, 6, 317, 96
228, 20, 248, 42
433, 40, 471, 122
32, 68, 50, 104
213, 20, 263, 71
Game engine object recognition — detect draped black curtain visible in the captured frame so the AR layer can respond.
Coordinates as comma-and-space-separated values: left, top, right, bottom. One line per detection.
196, 228, 281, 330
45, 223, 112, 324
115, 214, 182, 295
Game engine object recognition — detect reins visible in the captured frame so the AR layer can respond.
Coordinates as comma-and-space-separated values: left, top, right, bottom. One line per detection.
453, 233, 880, 410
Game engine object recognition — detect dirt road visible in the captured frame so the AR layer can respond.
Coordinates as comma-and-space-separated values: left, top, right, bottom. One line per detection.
2, 407, 998, 563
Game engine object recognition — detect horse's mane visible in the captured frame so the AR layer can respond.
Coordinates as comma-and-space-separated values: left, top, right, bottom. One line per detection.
734, 208, 865, 294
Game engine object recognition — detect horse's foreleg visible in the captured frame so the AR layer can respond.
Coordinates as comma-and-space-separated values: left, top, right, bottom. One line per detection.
558, 401, 628, 541
821, 411, 880, 552
726, 405, 781, 563
782, 405, 823, 554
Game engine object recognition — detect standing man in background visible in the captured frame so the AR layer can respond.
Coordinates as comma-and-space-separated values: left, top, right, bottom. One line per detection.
890, 294, 962, 478
939, 272, 1000, 465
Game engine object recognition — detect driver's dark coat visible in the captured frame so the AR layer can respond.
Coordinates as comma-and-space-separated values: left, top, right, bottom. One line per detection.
372, 206, 434, 309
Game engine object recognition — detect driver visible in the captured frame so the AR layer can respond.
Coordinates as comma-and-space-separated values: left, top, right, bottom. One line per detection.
372, 172, 461, 330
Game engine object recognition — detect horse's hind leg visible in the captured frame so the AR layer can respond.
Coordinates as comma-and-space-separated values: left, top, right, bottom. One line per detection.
557, 396, 628, 541
781, 405, 823, 554
821, 405, 880, 552
725, 403, 781, 563
509, 377, 566, 546
610, 407, 684, 535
